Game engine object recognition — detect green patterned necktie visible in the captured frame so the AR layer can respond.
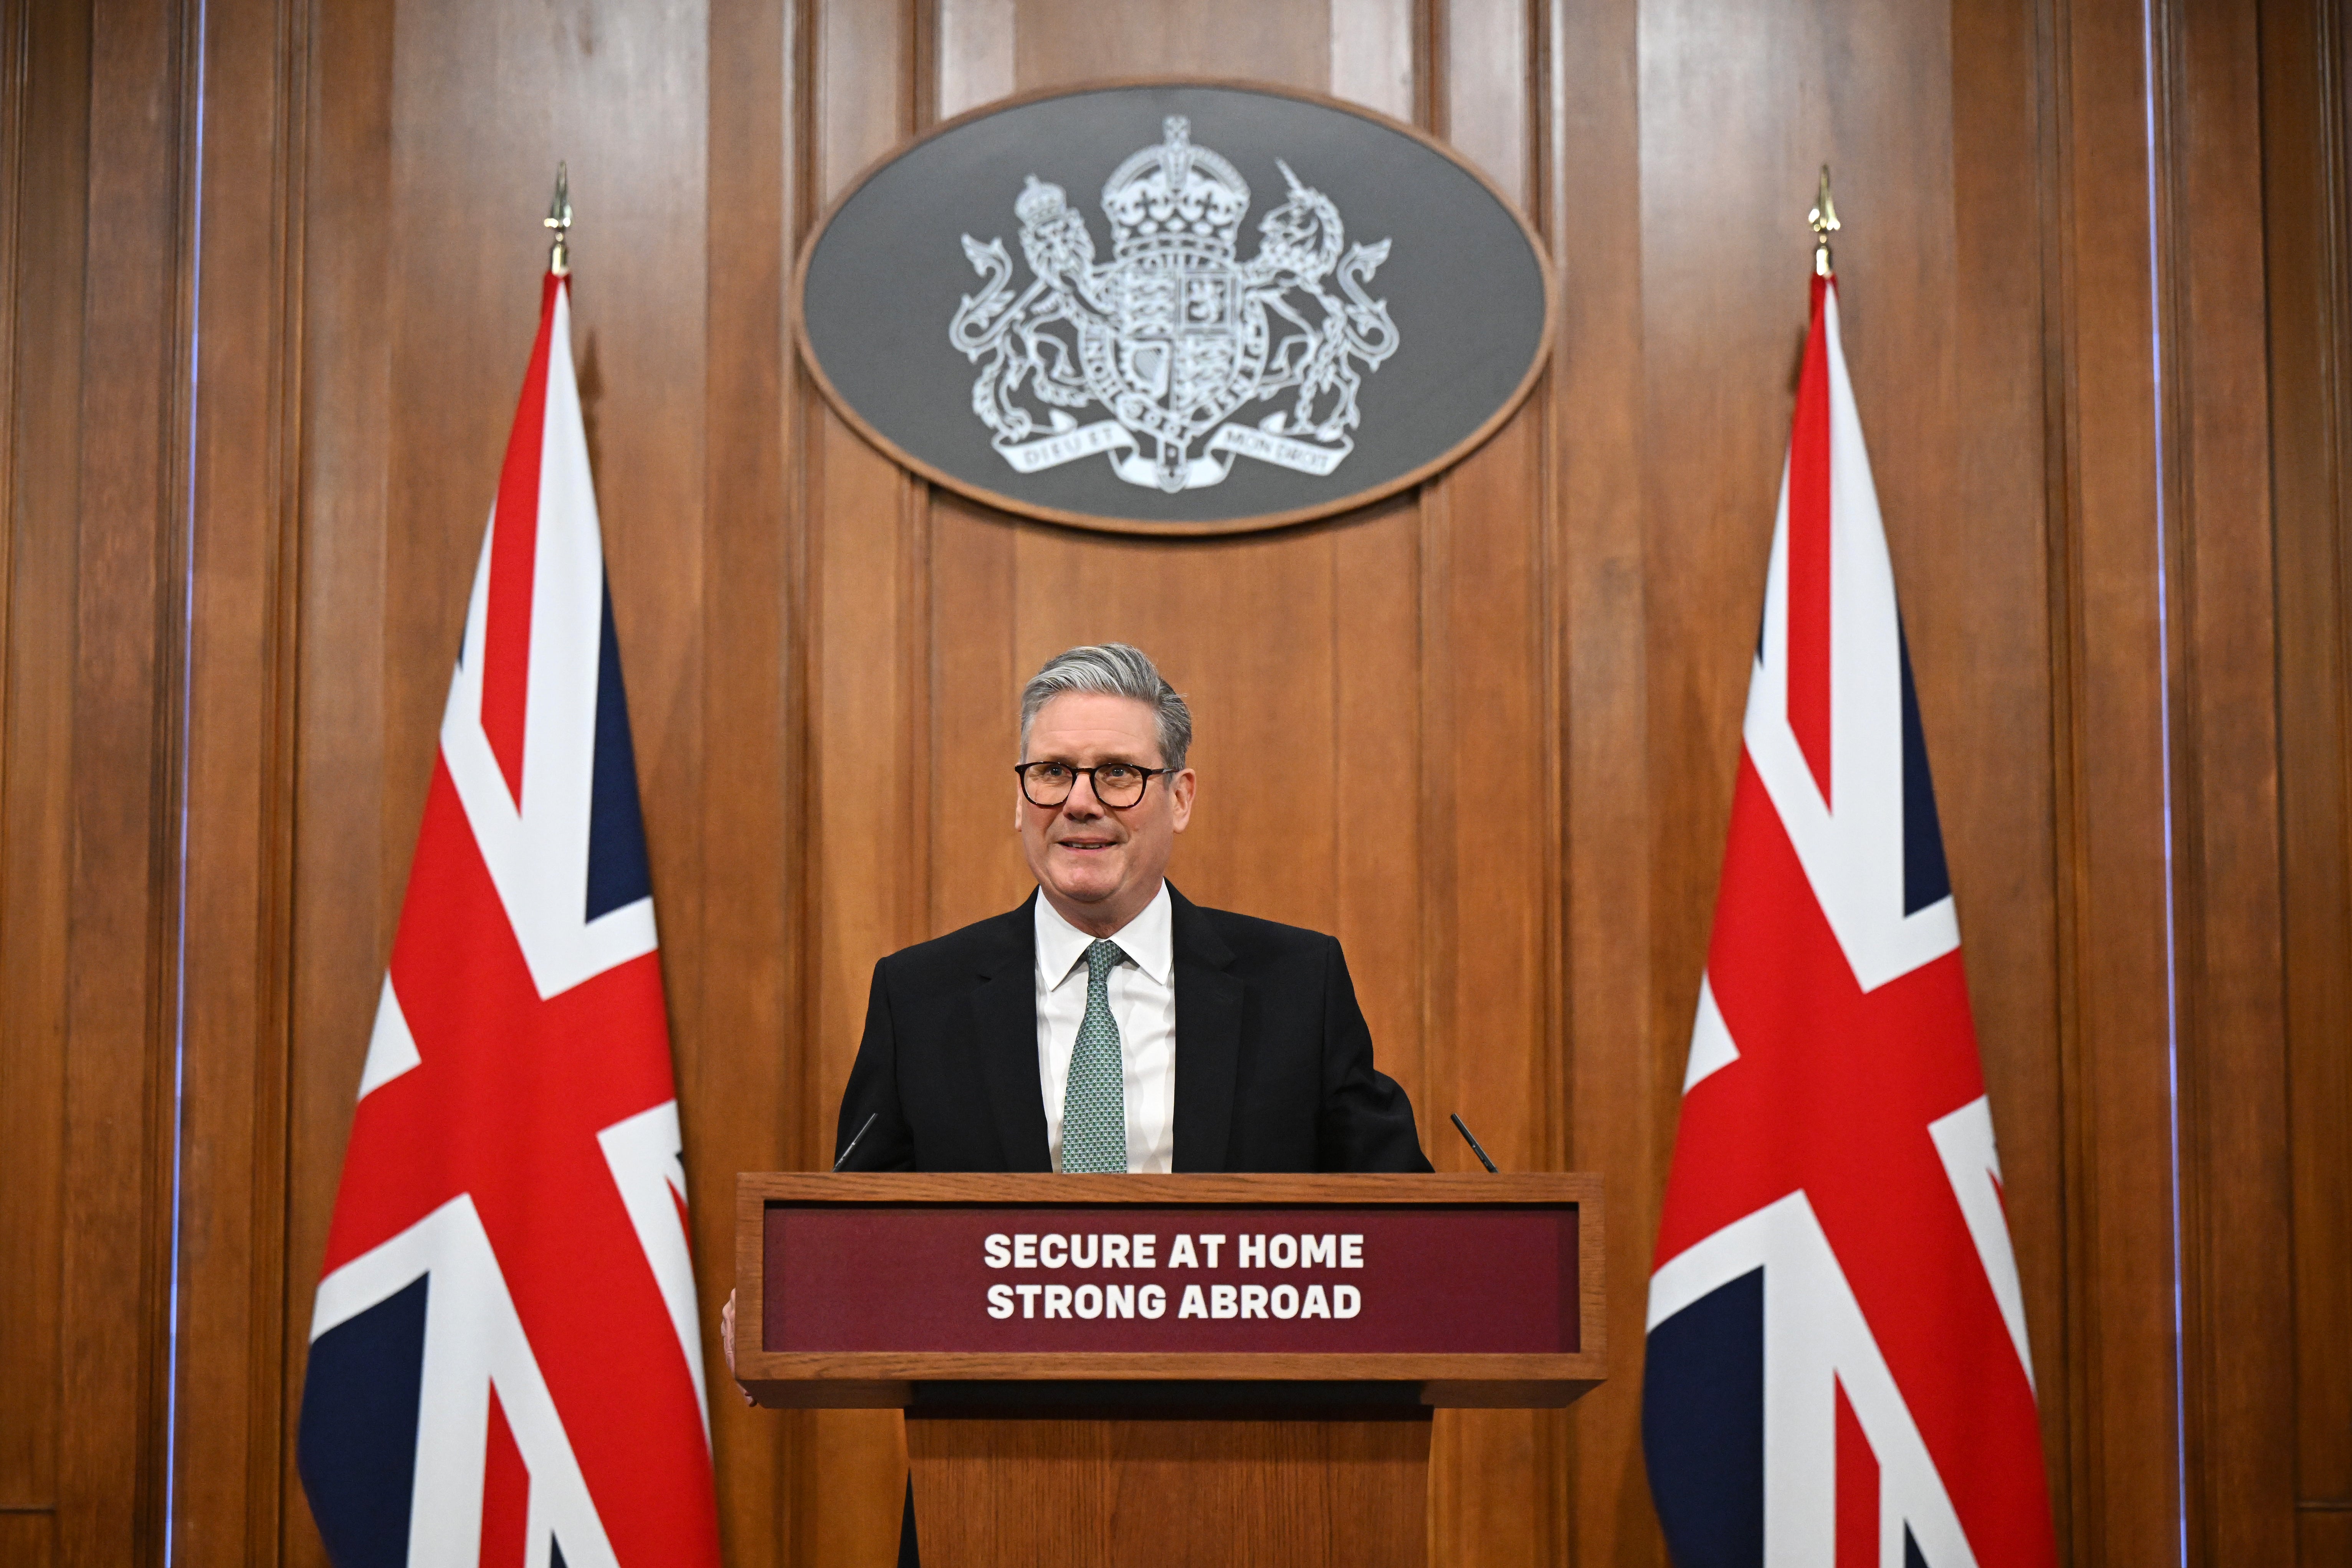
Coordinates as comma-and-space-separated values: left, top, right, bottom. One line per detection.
1060, 939, 1129, 1173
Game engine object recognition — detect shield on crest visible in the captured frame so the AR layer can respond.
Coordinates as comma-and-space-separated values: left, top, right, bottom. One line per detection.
951, 114, 1400, 495
1085, 248, 1269, 490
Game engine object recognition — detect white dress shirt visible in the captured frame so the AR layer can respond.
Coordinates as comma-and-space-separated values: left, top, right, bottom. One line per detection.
1035, 882, 1177, 1174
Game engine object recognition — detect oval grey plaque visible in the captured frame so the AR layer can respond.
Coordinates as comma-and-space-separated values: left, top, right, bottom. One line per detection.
795, 81, 1554, 535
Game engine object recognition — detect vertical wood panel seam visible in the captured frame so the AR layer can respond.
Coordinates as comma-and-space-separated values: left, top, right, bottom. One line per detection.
791, 0, 823, 1181
2313, 2, 2352, 1524
1517, 0, 1539, 215
2145, 3, 2210, 1559
1531, 2, 1570, 1544
901, 468, 929, 946
1527, 0, 1564, 1181
0, 0, 26, 843
251, 0, 310, 1557
1326, 519, 1340, 924
1533, 4, 1590, 1551
2333, 0, 2352, 943
899, 8, 925, 942
2034, 0, 2101, 1553
1535, 3, 1574, 1559
0, 0, 38, 1518
1417, 0, 1444, 140
912, 0, 938, 130
1413, 0, 1446, 1143
902, 0, 932, 960
785, 0, 821, 1548
138, 0, 203, 1552
2324, 3, 2352, 1522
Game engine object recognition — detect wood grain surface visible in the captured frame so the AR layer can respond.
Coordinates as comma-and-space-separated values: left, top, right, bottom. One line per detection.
2, 0, 2347, 1565
742, 1354, 1604, 1400
907, 1413, 1433, 1568
2261, 0, 2352, 1540
743, 1170, 1598, 1206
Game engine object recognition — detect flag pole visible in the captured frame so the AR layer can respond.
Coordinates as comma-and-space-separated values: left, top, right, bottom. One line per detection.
544, 162, 573, 277
1808, 164, 1839, 277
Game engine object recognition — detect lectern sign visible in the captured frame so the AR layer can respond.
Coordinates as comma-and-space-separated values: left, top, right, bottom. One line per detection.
764, 1203, 1580, 1356
735, 1171, 1605, 1416
795, 82, 1552, 534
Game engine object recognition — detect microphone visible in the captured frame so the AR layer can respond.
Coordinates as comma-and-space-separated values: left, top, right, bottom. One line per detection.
1449, 1113, 1499, 1173
833, 1112, 881, 1172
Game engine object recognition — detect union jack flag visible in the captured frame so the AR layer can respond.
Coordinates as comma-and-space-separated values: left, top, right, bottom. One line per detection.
1642, 272, 2058, 1567
297, 271, 721, 1568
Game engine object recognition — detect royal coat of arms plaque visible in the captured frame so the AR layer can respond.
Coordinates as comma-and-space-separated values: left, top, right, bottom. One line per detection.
796, 82, 1552, 535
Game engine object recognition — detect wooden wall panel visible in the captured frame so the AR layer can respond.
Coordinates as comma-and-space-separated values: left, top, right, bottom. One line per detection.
1331, 0, 1416, 121
0, 0, 90, 1533
5, 0, 2349, 1564
1546, 0, 1661, 1556
698, 0, 802, 1562
1328, 502, 1428, 1143
2263, 0, 2352, 1541
1942, 0, 2072, 1515
2159, 3, 2298, 1560
169, 0, 304, 1556
803, 402, 924, 1565
2047, 0, 2182, 1558
60, 0, 193, 1560
1418, 412, 1562, 1568
801, 5, 920, 1559
280, 0, 397, 1561
1015, 0, 1331, 84
0, 1514, 54, 1568
1447, 0, 1529, 206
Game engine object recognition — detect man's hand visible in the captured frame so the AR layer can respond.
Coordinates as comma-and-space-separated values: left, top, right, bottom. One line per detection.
721, 1289, 755, 1407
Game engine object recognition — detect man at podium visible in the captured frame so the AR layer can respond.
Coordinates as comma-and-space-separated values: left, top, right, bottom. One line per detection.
835, 642, 1432, 1175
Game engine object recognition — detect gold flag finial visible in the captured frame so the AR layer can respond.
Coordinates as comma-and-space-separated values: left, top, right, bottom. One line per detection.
544, 162, 573, 277
1808, 165, 1840, 278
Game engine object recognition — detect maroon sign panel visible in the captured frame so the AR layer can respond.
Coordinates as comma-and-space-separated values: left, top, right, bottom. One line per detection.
763, 1204, 1580, 1355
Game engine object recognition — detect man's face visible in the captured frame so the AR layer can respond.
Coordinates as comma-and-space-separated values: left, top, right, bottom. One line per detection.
1016, 692, 1196, 936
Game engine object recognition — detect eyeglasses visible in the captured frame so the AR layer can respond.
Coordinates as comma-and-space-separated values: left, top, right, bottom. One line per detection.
1014, 761, 1173, 809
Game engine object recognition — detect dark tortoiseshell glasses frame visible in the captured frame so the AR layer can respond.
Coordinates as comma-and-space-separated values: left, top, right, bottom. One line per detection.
1013, 761, 1174, 809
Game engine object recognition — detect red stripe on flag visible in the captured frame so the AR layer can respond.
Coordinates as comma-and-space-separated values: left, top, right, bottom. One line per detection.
481, 273, 564, 805
1656, 750, 2057, 1566
1786, 273, 1835, 804
480, 1385, 530, 1568
1835, 1376, 1878, 1568
323, 757, 719, 1566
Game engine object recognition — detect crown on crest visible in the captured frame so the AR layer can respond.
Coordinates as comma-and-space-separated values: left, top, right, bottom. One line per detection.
1015, 175, 1069, 230
1100, 117, 1251, 258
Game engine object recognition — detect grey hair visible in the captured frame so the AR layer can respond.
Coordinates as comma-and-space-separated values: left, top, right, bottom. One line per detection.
1019, 643, 1192, 770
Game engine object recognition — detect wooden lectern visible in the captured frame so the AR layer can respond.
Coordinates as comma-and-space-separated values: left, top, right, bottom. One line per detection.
734, 1172, 1603, 1568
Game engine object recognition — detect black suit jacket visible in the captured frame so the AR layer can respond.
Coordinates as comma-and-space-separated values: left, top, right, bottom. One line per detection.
834, 886, 1432, 1173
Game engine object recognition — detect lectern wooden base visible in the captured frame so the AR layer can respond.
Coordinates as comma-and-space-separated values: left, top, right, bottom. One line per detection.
907, 1413, 1431, 1568
737, 1174, 1604, 1568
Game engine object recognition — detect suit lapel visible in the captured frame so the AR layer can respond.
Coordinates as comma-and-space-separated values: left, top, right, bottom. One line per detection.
970, 894, 1051, 1172
1169, 887, 1243, 1173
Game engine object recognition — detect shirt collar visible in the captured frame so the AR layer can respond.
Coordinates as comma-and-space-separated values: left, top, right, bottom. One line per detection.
1034, 881, 1174, 988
